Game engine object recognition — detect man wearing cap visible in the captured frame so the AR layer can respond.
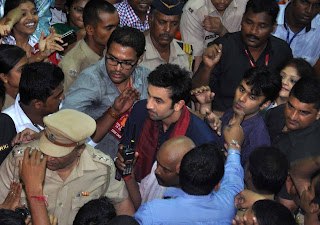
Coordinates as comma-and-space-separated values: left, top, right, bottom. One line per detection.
142, 0, 193, 72
0, 109, 135, 225
180, 0, 248, 72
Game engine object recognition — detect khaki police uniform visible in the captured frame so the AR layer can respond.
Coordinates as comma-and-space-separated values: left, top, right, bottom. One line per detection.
180, 0, 247, 57
142, 32, 193, 72
0, 141, 128, 225
59, 39, 102, 93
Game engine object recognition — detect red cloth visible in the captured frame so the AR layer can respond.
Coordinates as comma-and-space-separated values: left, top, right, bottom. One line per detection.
134, 105, 191, 182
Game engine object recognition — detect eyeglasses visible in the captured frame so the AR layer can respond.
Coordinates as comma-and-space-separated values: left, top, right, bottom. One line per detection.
105, 56, 138, 70
71, 6, 84, 14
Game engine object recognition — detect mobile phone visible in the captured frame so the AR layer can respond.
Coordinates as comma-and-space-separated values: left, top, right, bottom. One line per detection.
57, 30, 77, 46
120, 145, 135, 176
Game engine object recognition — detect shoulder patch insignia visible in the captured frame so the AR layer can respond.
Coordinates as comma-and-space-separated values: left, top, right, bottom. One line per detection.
69, 69, 77, 76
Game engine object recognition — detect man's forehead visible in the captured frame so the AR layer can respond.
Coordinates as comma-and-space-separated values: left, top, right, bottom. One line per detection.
107, 42, 137, 60
240, 80, 262, 96
148, 85, 172, 97
288, 95, 317, 110
243, 9, 273, 24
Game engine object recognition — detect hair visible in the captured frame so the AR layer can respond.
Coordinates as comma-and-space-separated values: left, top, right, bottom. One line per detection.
179, 143, 225, 196
83, 0, 116, 27
4, 0, 36, 17
19, 62, 64, 105
0, 209, 25, 225
0, 80, 5, 107
281, 58, 315, 79
243, 66, 282, 103
0, 45, 26, 75
248, 146, 289, 194
252, 200, 297, 225
290, 77, 320, 110
106, 26, 145, 58
109, 215, 140, 225
147, 64, 192, 106
73, 197, 116, 225
244, 0, 279, 24
65, 0, 82, 8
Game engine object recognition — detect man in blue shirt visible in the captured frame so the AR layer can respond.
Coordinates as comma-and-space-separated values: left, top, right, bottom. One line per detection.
134, 112, 245, 225
273, 0, 320, 66
195, 66, 281, 167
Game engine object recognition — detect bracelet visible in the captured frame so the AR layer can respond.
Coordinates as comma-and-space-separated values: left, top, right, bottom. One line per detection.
123, 174, 134, 181
107, 106, 121, 120
30, 196, 49, 207
227, 139, 241, 149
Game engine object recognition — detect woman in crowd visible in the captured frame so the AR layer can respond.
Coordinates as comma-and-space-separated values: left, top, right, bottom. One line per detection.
268, 58, 315, 109
0, 0, 64, 65
52, 0, 89, 54
0, 45, 27, 110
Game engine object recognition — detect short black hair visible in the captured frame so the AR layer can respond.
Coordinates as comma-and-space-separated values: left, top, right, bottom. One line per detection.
83, 0, 117, 27
0, 45, 26, 74
179, 143, 225, 195
19, 62, 64, 105
244, 0, 279, 24
252, 200, 297, 225
0, 209, 25, 225
73, 197, 116, 225
107, 26, 145, 58
147, 63, 192, 106
4, 0, 36, 17
281, 58, 315, 79
109, 215, 140, 225
290, 77, 320, 110
242, 66, 282, 103
248, 146, 289, 194
0, 80, 5, 107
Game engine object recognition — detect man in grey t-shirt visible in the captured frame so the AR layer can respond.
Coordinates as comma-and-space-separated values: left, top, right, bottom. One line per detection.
62, 27, 151, 158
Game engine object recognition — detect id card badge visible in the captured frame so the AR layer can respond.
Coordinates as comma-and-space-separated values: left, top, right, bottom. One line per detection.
110, 111, 129, 140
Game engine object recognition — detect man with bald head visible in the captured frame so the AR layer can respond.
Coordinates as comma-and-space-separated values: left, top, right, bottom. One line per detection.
125, 136, 195, 209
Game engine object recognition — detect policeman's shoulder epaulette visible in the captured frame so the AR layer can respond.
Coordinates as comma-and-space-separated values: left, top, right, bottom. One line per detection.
11, 140, 40, 158
176, 41, 193, 55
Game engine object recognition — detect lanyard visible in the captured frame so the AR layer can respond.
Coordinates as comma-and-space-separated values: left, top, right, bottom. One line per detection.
116, 78, 132, 94
245, 49, 269, 68
284, 14, 304, 46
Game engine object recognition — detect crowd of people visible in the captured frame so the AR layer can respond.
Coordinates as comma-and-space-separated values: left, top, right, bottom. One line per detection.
0, 0, 319, 224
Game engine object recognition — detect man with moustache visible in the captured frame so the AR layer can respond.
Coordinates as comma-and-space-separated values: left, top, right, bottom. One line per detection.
202, 66, 281, 167
273, 0, 320, 66
116, 63, 215, 184
142, 0, 193, 71
263, 77, 320, 212
59, 0, 120, 93
115, 0, 152, 32
192, 0, 292, 117
62, 26, 151, 158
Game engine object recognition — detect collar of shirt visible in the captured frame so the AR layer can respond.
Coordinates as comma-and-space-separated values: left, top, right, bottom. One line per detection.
241, 36, 272, 64
144, 33, 185, 61
207, 0, 238, 15
4, 94, 44, 133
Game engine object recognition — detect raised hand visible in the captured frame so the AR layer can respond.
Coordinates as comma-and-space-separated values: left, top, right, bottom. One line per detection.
235, 190, 265, 210
113, 87, 141, 115
202, 15, 228, 36
0, 181, 22, 210
205, 109, 222, 136
223, 111, 245, 150
38, 28, 65, 59
12, 128, 40, 146
19, 147, 47, 195
202, 43, 222, 69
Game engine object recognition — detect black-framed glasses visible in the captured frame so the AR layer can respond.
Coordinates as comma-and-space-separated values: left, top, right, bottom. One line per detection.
71, 6, 84, 14
105, 56, 138, 70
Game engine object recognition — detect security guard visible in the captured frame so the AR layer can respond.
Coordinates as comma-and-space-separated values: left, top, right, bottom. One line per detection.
0, 109, 135, 225
142, 0, 194, 72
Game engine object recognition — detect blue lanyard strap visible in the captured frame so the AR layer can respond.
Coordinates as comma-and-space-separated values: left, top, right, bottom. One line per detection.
284, 14, 304, 46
